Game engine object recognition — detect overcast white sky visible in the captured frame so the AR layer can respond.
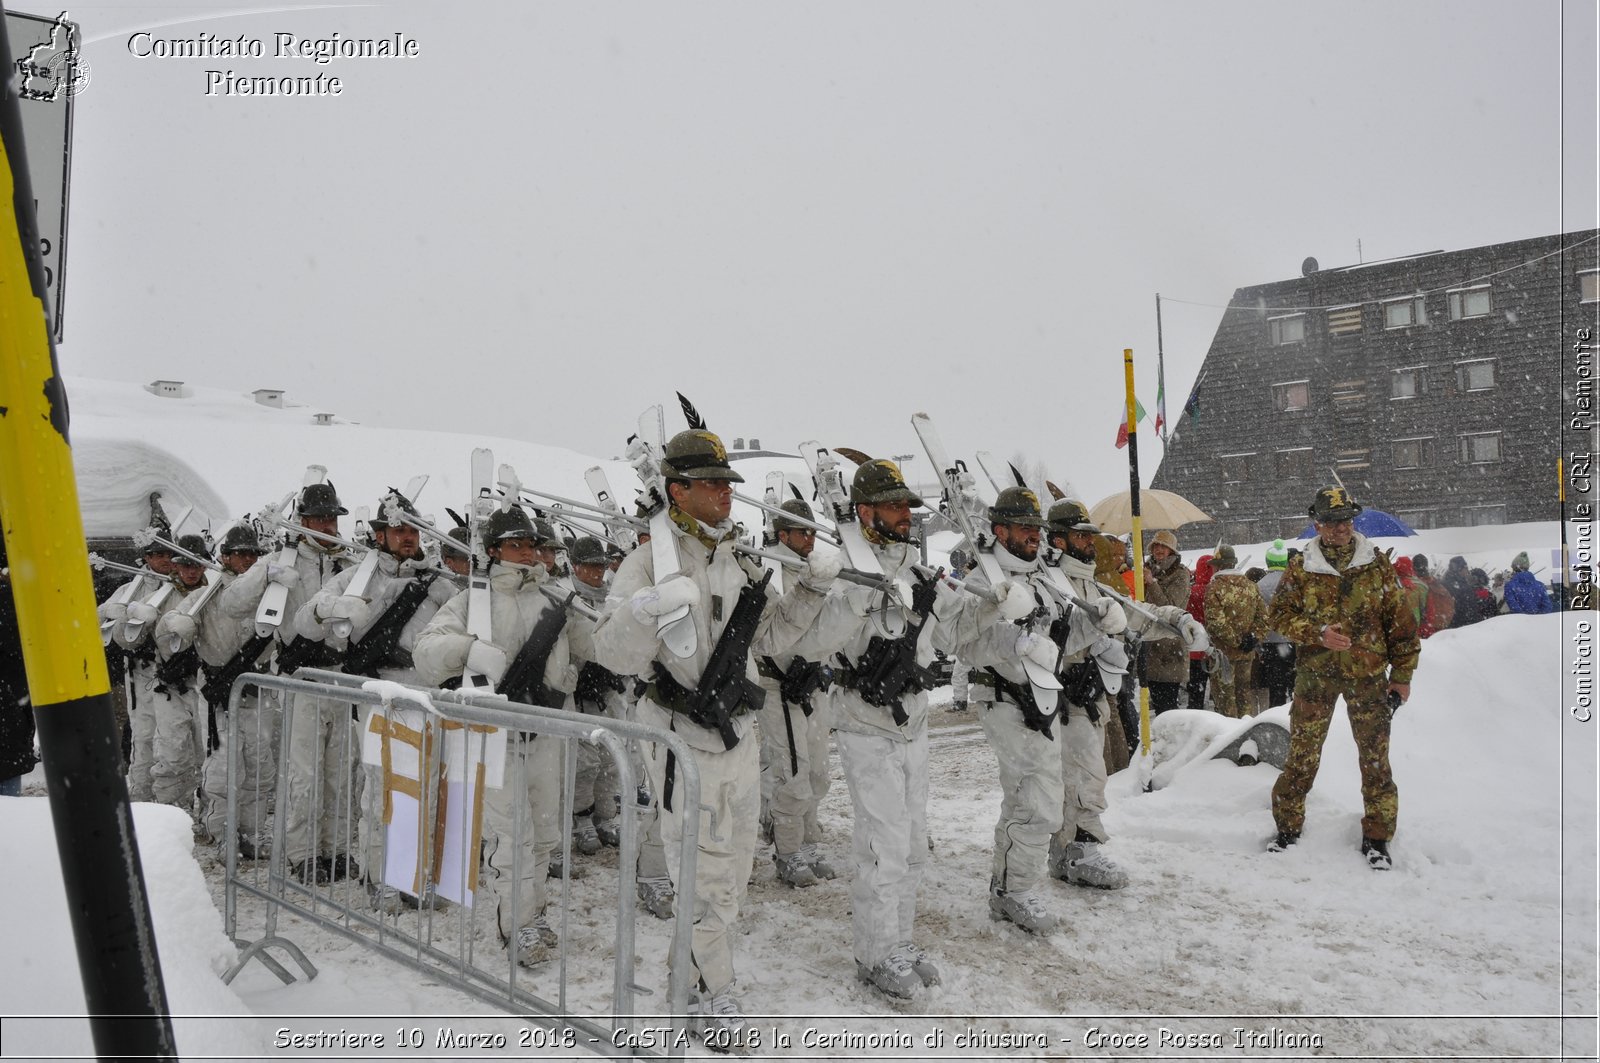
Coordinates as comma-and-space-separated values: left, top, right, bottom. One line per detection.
36, 0, 1600, 507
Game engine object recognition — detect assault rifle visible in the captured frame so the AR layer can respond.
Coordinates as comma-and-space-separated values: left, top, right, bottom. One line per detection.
497, 596, 571, 709
201, 631, 274, 709
575, 660, 628, 713
654, 569, 773, 750
275, 632, 343, 675
839, 568, 941, 726
343, 575, 437, 679
760, 656, 830, 717
154, 644, 200, 696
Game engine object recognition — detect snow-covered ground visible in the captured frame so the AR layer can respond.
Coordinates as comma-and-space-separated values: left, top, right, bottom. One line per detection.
4, 377, 1595, 1059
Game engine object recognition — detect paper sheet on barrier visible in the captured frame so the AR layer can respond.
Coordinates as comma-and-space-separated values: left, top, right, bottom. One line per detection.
435, 723, 507, 907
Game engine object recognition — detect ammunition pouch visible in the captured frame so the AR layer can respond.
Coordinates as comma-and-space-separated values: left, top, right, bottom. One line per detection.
648, 663, 763, 750
757, 656, 829, 716
975, 668, 1056, 739
834, 635, 937, 727
1058, 658, 1104, 722
154, 645, 200, 696
576, 660, 628, 712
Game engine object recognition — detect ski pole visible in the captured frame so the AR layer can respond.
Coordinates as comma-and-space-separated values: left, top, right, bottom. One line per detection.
731, 490, 844, 546
731, 543, 893, 591
147, 533, 224, 572
88, 553, 149, 579
506, 483, 648, 529
263, 514, 371, 555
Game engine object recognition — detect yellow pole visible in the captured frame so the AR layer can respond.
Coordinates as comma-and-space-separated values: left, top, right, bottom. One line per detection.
1122, 349, 1153, 760
0, 7, 176, 1053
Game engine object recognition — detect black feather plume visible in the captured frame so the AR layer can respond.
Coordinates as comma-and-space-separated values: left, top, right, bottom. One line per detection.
1009, 463, 1027, 488
677, 392, 707, 431
789, 483, 805, 501
445, 507, 467, 529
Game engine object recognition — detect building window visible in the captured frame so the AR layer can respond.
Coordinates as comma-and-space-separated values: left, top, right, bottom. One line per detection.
1391, 367, 1428, 399
1272, 380, 1310, 412
1268, 314, 1305, 346
1455, 359, 1496, 392
1276, 448, 1314, 478
1581, 270, 1599, 303
1395, 509, 1434, 530
1382, 295, 1426, 329
1459, 431, 1502, 464
1461, 504, 1507, 526
1447, 285, 1492, 320
1220, 452, 1257, 484
1393, 437, 1434, 469
1326, 304, 1363, 335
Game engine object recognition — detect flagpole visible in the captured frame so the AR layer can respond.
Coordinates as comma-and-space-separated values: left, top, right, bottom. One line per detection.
1155, 294, 1168, 447
1123, 349, 1155, 790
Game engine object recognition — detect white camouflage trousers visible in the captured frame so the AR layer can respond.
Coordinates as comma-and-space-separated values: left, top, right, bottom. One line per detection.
148, 681, 203, 811
1056, 699, 1110, 846
756, 693, 831, 855
125, 660, 158, 802
199, 689, 276, 843
483, 733, 561, 939
834, 724, 928, 968
978, 700, 1064, 893
282, 692, 360, 868
639, 701, 759, 998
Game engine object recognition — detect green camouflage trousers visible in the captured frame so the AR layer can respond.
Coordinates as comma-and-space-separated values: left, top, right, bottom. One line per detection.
1271, 671, 1397, 841
1211, 653, 1256, 719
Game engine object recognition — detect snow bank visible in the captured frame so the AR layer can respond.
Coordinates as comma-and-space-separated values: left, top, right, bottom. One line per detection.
1, 800, 261, 1058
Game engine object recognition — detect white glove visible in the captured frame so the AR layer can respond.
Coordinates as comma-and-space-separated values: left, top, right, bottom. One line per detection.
993, 578, 1036, 622
1015, 630, 1060, 670
126, 602, 160, 627
325, 595, 372, 629
801, 549, 843, 590
266, 563, 300, 587
99, 602, 129, 624
1088, 596, 1123, 633
1180, 615, 1208, 650
465, 639, 509, 684
931, 578, 964, 621
630, 579, 701, 623
160, 612, 199, 650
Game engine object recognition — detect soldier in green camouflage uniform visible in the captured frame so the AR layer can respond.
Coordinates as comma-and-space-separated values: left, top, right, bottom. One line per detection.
1265, 487, 1420, 870
1203, 544, 1267, 719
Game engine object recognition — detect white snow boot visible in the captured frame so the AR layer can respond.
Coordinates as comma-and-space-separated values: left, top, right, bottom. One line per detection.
503, 915, 558, 967
572, 813, 602, 855
636, 875, 675, 920
690, 988, 751, 1054
774, 850, 819, 887
1052, 833, 1129, 890
856, 942, 922, 1000
988, 881, 1059, 935
1361, 837, 1392, 871
798, 843, 836, 880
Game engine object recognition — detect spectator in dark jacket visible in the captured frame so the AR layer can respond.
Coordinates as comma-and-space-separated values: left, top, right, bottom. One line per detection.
1502, 553, 1553, 615
1444, 556, 1476, 628
1, 536, 38, 796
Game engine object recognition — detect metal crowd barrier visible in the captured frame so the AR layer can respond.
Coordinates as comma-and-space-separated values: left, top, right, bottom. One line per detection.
216, 668, 703, 1057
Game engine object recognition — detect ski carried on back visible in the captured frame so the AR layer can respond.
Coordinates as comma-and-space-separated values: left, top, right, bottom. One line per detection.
460, 448, 500, 691
627, 406, 697, 659
798, 442, 887, 579
584, 466, 639, 553
911, 412, 1062, 701
255, 466, 326, 636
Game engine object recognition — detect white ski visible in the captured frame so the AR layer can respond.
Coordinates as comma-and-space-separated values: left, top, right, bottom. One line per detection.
584, 466, 638, 552
911, 412, 1062, 699
327, 548, 381, 642
629, 406, 696, 659
160, 568, 226, 656
798, 442, 887, 579
254, 465, 326, 635
461, 448, 499, 691
119, 580, 177, 645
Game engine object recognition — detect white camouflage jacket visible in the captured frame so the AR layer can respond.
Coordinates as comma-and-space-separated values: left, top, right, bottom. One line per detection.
413, 561, 577, 704
589, 515, 831, 754
296, 549, 454, 686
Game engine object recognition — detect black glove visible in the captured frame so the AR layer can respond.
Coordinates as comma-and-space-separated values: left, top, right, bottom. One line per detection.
1239, 633, 1258, 653
910, 570, 940, 615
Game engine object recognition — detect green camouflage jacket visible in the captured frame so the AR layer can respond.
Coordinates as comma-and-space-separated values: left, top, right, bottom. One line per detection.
1267, 533, 1420, 683
1203, 572, 1266, 658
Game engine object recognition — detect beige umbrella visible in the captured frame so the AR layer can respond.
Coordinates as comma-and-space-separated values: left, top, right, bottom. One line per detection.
1087, 488, 1213, 535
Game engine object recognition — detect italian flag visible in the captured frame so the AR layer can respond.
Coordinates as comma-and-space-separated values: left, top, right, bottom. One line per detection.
1115, 398, 1148, 449
1153, 380, 1166, 436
